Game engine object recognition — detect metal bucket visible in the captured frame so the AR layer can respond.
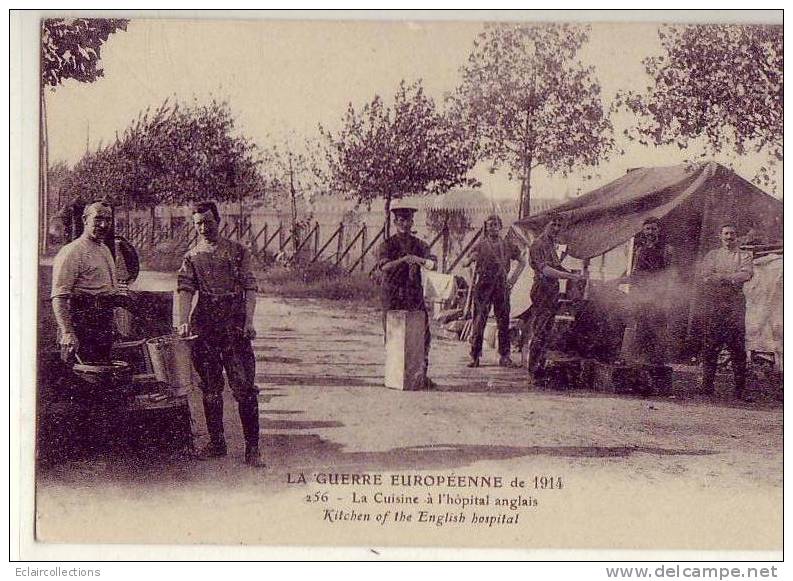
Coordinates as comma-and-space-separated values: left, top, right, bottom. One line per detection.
146, 335, 197, 395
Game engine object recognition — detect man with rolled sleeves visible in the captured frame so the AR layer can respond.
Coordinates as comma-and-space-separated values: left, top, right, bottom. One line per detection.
51, 201, 126, 363
698, 223, 754, 400
375, 203, 437, 388
176, 201, 261, 465
526, 215, 585, 379
462, 213, 526, 368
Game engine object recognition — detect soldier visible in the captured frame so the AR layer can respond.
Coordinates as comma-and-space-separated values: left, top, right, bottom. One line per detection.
627, 216, 676, 365
526, 215, 586, 379
462, 214, 526, 368
698, 223, 754, 400
51, 201, 127, 363
176, 201, 262, 465
375, 204, 437, 388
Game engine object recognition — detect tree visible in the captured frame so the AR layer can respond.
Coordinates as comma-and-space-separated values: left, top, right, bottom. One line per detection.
320, 80, 479, 237
40, 18, 128, 253
425, 208, 475, 257
614, 24, 782, 190
60, 99, 266, 225
453, 23, 615, 218
42, 18, 129, 87
260, 136, 327, 254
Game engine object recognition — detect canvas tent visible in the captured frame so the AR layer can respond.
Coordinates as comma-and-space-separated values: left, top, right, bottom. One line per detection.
506, 161, 783, 360
512, 161, 782, 259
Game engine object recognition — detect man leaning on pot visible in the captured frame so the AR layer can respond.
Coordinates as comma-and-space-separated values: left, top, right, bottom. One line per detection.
176, 201, 262, 465
51, 201, 129, 364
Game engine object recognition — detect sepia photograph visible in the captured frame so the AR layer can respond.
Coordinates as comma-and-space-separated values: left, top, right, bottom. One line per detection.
12, 9, 783, 559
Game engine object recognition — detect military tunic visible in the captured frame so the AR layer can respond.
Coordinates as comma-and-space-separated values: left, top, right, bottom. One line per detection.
698, 246, 754, 394
375, 232, 434, 368
629, 238, 674, 365
177, 238, 258, 404
526, 234, 563, 375
468, 237, 521, 359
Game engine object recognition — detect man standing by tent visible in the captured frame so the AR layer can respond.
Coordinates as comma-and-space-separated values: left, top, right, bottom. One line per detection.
463, 214, 526, 368
698, 223, 754, 400
626, 217, 676, 366
376, 203, 437, 388
526, 216, 586, 379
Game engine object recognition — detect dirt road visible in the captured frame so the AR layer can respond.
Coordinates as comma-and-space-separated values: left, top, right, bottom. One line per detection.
35, 293, 783, 552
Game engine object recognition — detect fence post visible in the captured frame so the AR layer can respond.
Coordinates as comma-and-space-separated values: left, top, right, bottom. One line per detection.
336, 222, 345, 264
278, 222, 284, 251
314, 222, 320, 256
263, 223, 268, 253
442, 223, 450, 273
360, 224, 368, 272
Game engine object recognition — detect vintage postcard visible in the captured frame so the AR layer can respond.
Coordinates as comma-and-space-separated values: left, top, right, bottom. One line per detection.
11, 9, 783, 560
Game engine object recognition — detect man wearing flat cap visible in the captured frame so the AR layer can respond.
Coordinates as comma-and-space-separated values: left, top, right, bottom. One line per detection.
375, 203, 437, 387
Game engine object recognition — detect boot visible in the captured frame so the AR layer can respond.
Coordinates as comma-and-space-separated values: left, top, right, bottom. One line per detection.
195, 394, 226, 460
498, 355, 517, 368
238, 398, 263, 466
701, 364, 716, 395
466, 356, 480, 368
194, 438, 227, 460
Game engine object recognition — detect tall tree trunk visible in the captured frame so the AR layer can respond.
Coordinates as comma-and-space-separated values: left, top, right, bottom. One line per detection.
520, 158, 533, 219
149, 205, 156, 245
40, 81, 49, 254
289, 156, 300, 254
384, 194, 392, 239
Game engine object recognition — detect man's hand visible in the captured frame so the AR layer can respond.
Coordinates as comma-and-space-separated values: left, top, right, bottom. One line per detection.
176, 323, 191, 338
243, 322, 257, 341
402, 255, 425, 265
59, 332, 79, 363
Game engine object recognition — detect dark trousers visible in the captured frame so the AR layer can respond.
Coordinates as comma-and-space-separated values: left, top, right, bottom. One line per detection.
71, 298, 115, 362
526, 301, 558, 375
701, 295, 747, 394
192, 327, 259, 448
470, 283, 511, 359
634, 303, 668, 365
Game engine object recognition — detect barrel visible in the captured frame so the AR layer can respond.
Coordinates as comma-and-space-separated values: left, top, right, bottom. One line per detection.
145, 335, 197, 395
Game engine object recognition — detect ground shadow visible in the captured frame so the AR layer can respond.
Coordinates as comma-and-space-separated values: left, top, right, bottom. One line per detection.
264, 419, 344, 430
258, 374, 382, 388
255, 355, 304, 364
262, 434, 717, 474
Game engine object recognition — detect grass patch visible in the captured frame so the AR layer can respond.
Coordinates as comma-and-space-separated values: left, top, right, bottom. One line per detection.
257, 261, 379, 305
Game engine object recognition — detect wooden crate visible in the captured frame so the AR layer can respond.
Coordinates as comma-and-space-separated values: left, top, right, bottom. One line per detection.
384, 310, 426, 391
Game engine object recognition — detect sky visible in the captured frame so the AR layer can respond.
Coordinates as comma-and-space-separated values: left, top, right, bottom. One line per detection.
44, 16, 782, 201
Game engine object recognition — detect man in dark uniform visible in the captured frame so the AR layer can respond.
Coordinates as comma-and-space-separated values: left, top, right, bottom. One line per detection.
462, 214, 526, 368
627, 217, 676, 365
526, 215, 585, 378
375, 204, 437, 387
698, 223, 754, 400
51, 201, 128, 363
176, 201, 262, 465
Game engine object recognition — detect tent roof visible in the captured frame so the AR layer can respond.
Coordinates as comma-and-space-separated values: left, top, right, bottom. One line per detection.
513, 162, 783, 259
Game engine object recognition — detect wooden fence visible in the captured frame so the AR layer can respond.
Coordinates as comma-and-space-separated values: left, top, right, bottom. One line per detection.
119, 219, 479, 275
